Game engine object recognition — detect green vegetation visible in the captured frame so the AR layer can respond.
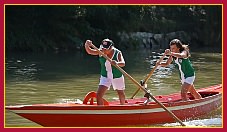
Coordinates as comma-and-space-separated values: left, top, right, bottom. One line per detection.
5, 5, 222, 52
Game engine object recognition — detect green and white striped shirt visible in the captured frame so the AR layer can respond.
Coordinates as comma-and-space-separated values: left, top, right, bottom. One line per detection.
173, 57, 195, 80
99, 48, 123, 79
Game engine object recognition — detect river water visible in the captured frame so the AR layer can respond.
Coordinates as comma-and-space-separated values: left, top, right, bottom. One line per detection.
5, 49, 222, 127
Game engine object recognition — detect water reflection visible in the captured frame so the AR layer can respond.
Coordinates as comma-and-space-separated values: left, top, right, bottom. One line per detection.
6, 60, 38, 81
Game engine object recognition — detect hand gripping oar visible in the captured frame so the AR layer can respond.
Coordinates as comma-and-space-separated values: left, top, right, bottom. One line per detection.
89, 43, 186, 126
130, 54, 166, 99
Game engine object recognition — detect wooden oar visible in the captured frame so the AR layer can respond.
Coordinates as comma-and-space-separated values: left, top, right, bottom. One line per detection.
89, 43, 186, 126
130, 54, 166, 99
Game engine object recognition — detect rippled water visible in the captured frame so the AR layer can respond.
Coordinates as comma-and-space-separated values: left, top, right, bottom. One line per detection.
5, 49, 222, 127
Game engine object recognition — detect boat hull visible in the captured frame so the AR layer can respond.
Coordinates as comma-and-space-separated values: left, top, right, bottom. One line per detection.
6, 84, 222, 127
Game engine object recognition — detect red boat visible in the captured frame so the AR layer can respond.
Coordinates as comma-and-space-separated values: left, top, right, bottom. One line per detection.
5, 84, 222, 127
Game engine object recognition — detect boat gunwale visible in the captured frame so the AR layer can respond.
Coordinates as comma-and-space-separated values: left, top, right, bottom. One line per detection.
5, 92, 222, 112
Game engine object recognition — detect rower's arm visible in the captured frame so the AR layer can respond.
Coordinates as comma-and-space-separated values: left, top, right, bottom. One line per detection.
111, 52, 125, 67
84, 40, 99, 56
117, 52, 125, 67
158, 56, 173, 67
171, 50, 188, 58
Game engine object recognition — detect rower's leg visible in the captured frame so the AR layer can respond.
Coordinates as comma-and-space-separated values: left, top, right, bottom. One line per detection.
97, 85, 108, 105
116, 90, 126, 105
189, 85, 202, 99
181, 83, 191, 101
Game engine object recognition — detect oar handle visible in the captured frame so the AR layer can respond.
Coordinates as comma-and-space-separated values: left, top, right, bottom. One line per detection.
144, 54, 166, 84
130, 54, 166, 99
89, 43, 186, 126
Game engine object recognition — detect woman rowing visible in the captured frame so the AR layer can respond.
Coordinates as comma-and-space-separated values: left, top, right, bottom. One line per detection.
157, 39, 202, 101
84, 39, 126, 105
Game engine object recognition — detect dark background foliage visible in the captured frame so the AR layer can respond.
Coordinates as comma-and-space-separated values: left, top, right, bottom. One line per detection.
5, 5, 222, 52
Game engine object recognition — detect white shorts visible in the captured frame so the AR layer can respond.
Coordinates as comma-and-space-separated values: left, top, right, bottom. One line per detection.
181, 76, 195, 85
99, 75, 125, 90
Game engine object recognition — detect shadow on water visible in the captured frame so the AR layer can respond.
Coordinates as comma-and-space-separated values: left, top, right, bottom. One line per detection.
6, 52, 100, 82
5, 49, 165, 82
